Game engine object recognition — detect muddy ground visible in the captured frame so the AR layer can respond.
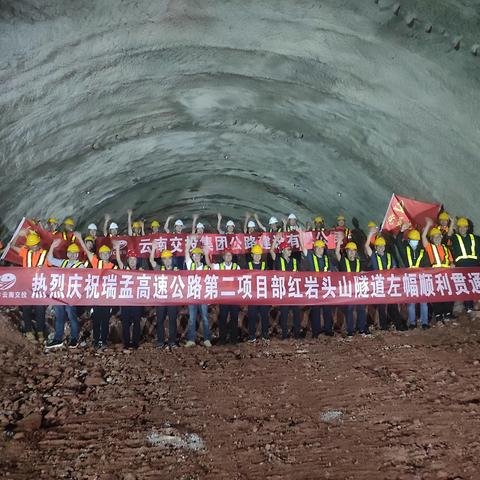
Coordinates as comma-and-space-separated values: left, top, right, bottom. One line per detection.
1, 308, 480, 480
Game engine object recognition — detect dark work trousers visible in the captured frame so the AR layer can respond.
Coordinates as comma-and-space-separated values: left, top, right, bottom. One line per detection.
431, 301, 454, 318
156, 306, 178, 346
121, 306, 142, 348
377, 304, 405, 330
344, 305, 366, 335
92, 306, 111, 345
247, 305, 270, 340
279, 306, 301, 339
310, 306, 333, 337
218, 305, 239, 344
22, 306, 46, 333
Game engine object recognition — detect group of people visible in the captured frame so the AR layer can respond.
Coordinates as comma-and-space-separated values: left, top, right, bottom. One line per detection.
4, 208, 479, 351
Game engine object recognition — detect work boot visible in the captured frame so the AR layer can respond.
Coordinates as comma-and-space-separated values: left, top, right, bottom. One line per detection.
203, 340, 212, 348
37, 332, 45, 343
185, 340, 196, 348
25, 332, 35, 341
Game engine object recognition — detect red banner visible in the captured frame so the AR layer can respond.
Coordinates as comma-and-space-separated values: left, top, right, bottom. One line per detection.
381, 194, 441, 235
0, 266, 479, 306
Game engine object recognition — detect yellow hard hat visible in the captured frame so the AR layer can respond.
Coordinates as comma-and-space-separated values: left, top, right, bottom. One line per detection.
161, 250, 173, 258
63, 217, 75, 226
407, 229, 421, 241
47, 217, 58, 224
251, 244, 263, 255
132, 221, 141, 229
457, 217, 469, 227
84, 235, 94, 243
345, 241, 357, 250
374, 237, 386, 246
151, 220, 160, 228
314, 216, 324, 223
429, 227, 442, 238
98, 245, 111, 253
25, 232, 41, 247
191, 247, 203, 255
67, 244, 80, 253
438, 212, 449, 221
336, 215, 345, 221
313, 239, 326, 248
367, 221, 377, 228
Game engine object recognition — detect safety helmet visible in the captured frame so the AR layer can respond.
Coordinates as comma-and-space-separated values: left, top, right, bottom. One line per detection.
67, 244, 80, 253
98, 245, 111, 253
226, 220, 235, 227
374, 237, 386, 246
407, 230, 421, 241
313, 239, 326, 248
288, 213, 297, 220
367, 221, 377, 228
174, 219, 184, 227
132, 221, 141, 229
429, 227, 442, 238
161, 250, 173, 259
251, 245, 263, 255
457, 217, 469, 227
109, 222, 119, 230
25, 233, 41, 247
196, 222, 205, 229
268, 217, 278, 224
247, 221, 256, 228
87, 223, 97, 230
279, 241, 291, 250
314, 216, 324, 223
84, 235, 95, 243
47, 217, 58, 224
438, 212, 449, 221
191, 247, 203, 255
151, 220, 160, 228
63, 217, 75, 226
345, 241, 358, 250
336, 215, 345, 221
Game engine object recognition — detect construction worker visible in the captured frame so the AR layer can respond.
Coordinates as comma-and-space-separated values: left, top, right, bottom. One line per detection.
437, 211, 451, 236
114, 243, 143, 349
335, 237, 368, 336
365, 230, 405, 331
447, 217, 480, 314
270, 234, 301, 339
9, 229, 49, 342
184, 236, 212, 348
206, 249, 240, 345
150, 220, 161, 234
268, 216, 282, 233
246, 244, 270, 343
77, 233, 118, 349
103, 214, 119, 237
310, 216, 326, 232
284, 213, 299, 232
191, 214, 206, 236
45, 239, 85, 349
46, 217, 59, 234
366, 222, 378, 246
244, 213, 266, 234
299, 233, 334, 337
127, 209, 145, 237
396, 224, 430, 329
149, 247, 179, 349
164, 216, 184, 234
216, 213, 236, 234
87, 223, 98, 239
422, 218, 454, 320
62, 218, 76, 243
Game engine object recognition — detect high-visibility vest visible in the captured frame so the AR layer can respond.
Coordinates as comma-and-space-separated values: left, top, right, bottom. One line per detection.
190, 263, 209, 270
312, 254, 329, 272
430, 244, 451, 268
406, 246, 424, 268
455, 234, 477, 261
26, 249, 48, 268
248, 261, 266, 270
344, 257, 360, 273
285, 225, 297, 232
219, 262, 239, 270
62, 232, 76, 243
61, 259, 83, 268
97, 260, 118, 269
279, 257, 297, 271
161, 266, 178, 271
375, 253, 392, 271
269, 227, 282, 233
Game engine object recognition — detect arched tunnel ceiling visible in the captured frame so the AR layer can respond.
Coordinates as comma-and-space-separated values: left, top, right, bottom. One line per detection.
0, 0, 479, 233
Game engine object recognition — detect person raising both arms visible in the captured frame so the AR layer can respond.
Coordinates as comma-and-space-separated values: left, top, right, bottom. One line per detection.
127, 209, 145, 237
103, 214, 119, 237
244, 212, 266, 234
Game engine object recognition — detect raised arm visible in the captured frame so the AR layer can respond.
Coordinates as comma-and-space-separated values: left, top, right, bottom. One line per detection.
254, 213, 266, 232
185, 235, 192, 263
47, 238, 62, 263
203, 241, 212, 267
140, 219, 145, 236
447, 215, 455, 238
422, 217, 433, 248
164, 215, 172, 233
8, 228, 29, 254
335, 232, 344, 262
216, 213, 224, 234
149, 240, 158, 269
270, 232, 282, 261
75, 232, 95, 263
103, 214, 110, 237
365, 228, 376, 257
191, 214, 199, 234
298, 229, 308, 257
113, 241, 125, 269
243, 212, 250, 234
127, 209, 133, 236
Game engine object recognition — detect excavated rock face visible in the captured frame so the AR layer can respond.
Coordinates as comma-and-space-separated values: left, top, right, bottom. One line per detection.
0, 0, 479, 234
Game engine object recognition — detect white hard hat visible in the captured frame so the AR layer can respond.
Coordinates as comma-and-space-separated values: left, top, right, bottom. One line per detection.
196, 222, 205, 229
269, 216, 278, 224
174, 219, 184, 227
109, 222, 119, 229
288, 213, 297, 220
226, 220, 235, 227
87, 223, 97, 230
247, 221, 256, 228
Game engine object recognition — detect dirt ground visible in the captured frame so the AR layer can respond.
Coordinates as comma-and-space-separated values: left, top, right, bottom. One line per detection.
1, 307, 480, 480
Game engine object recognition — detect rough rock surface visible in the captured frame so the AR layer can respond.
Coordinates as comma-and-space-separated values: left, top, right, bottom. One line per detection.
0, 0, 479, 234
1, 310, 480, 478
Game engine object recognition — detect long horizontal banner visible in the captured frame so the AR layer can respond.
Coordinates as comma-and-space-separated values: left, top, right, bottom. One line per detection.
0, 266, 479, 306
2, 218, 340, 266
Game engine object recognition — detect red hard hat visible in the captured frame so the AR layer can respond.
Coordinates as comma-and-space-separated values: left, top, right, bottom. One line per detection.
279, 241, 291, 250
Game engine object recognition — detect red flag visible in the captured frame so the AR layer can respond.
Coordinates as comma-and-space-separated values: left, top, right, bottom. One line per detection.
381, 194, 441, 235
